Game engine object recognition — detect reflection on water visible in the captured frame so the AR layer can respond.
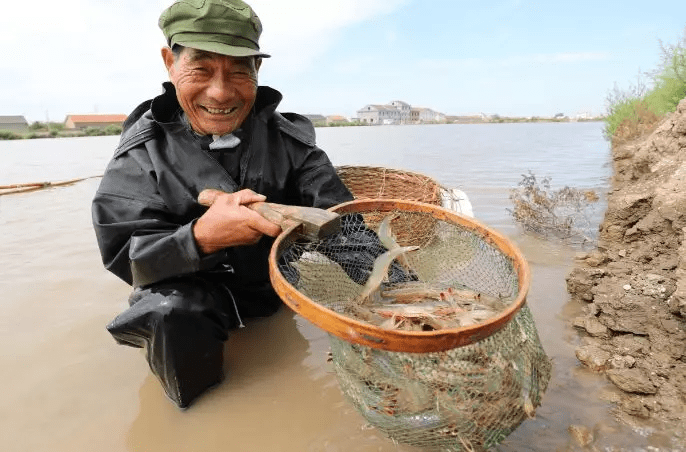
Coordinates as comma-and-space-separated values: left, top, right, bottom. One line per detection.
1, 126, 672, 451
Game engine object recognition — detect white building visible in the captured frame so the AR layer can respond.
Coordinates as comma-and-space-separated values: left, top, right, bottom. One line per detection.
412, 108, 446, 123
357, 101, 446, 125
357, 104, 404, 125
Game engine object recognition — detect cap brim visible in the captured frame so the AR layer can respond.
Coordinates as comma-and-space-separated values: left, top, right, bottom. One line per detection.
173, 39, 270, 58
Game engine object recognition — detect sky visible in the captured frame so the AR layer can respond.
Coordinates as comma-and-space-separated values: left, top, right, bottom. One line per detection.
2, 0, 686, 122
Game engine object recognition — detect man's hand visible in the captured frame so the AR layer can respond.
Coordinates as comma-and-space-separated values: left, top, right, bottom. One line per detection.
193, 189, 283, 255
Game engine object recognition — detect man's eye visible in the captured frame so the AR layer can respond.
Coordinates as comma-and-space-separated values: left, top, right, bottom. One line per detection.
231, 71, 253, 81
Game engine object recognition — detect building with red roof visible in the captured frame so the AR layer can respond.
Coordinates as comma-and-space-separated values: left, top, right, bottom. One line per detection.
64, 114, 127, 130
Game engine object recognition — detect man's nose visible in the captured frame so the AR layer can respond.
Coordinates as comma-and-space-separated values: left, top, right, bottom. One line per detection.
206, 73, 236, 102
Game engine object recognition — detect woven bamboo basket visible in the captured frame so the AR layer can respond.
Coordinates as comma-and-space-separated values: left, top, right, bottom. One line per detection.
335, 165, 443, 205
335, 166, 443, 246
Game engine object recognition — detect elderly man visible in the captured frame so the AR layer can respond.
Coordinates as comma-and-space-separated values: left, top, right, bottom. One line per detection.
92, 0, 358, 408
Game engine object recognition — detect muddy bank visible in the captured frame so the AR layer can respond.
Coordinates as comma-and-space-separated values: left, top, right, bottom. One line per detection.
566, 99, 686, 440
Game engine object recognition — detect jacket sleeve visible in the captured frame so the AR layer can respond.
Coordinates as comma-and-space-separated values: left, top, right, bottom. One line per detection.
92, 147, 223, 287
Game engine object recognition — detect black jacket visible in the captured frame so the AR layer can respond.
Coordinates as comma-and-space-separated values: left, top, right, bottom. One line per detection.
92, 83, 353, 288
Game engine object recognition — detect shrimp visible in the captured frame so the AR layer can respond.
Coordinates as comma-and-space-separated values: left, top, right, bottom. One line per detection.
380, 281, 445, 302
449, 289, 511, 311
371, 303, 461, 330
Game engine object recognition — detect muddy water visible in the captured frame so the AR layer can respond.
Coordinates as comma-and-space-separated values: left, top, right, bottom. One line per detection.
0, 126, 672, 451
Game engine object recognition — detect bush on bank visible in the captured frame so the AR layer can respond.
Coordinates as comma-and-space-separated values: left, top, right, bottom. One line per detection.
605, 29, 686, 144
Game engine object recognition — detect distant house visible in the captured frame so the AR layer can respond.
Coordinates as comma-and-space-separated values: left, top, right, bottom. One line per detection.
413, 107, 446, 123
326, 115, 348, 125
389, 101, 411, 123
64, 114, 127, 130
357, 105, 382, 125
302, 114, 327, 126
0, 115, 29, 132
357, 104, 405, 125
359, 101, 446, 125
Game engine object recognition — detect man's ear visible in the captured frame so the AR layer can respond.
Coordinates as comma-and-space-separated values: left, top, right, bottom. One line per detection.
255, 57, 262, 73
161, 46, 175, 75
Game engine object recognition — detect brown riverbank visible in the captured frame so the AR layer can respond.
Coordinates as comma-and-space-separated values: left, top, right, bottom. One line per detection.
566, 99, 686, 441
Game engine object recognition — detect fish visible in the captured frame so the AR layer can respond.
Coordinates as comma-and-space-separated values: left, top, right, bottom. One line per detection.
355, 245, 419, 304
378, 214, 413, 269
378, 214, 400, 250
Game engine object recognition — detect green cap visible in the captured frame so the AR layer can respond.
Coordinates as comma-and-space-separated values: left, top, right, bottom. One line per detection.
159, 0, 270, 58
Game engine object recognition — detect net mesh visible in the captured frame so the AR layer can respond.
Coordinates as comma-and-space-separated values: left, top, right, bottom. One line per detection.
329, 305, 550, 450
272, 201, 551, 451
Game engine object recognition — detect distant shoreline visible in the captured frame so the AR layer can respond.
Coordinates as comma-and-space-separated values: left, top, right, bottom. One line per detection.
313, 117, 604, 127
0, 126, 122, 141
0, 118, 605, 140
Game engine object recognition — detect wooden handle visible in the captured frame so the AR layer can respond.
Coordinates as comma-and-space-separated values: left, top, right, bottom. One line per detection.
197, 189, 340, 240
197, 189, 297, 229
248, 201, 288, 227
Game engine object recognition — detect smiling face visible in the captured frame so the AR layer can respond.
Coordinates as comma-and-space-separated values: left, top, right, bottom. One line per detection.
162, 46, 261, 136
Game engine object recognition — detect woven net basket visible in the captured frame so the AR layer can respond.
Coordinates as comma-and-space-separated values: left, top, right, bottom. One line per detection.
269, 199, 551, 451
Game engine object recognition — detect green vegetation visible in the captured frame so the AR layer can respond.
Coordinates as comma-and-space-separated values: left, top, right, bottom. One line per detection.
28, 121, 64, 132
83, 124, 123, 136
324, 120, 367, 127
0, 130, 23, 140
604, 28, 686, 143
313, 120, 368, 127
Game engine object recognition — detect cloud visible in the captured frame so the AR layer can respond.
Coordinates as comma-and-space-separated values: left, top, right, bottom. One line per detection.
252, 0, 408, 76
1, 0, 408, 121
1, 0, 170, 120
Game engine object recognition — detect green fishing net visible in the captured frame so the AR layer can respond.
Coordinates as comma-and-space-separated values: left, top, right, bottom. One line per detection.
272, 200, 552, 451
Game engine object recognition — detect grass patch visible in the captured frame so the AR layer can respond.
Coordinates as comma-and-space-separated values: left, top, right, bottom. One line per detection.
604, 28, 686, 144
0, 130, 23, 140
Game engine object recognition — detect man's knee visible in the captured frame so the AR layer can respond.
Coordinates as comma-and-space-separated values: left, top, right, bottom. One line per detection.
107, 277, 233, 348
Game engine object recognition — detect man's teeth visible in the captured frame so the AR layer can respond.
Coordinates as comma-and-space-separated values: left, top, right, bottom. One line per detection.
205, 107, 233, 114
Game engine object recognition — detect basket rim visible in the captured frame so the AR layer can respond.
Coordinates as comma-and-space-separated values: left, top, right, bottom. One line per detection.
269, 199, 530, 353
335, 164, 440, 178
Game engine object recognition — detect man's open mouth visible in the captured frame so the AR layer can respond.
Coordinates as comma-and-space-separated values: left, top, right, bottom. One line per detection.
202, 106, 237, 115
